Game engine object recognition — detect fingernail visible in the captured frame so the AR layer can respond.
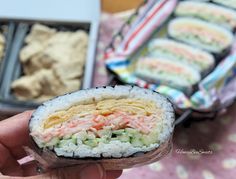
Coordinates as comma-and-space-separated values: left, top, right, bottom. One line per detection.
80, 164, 104, 179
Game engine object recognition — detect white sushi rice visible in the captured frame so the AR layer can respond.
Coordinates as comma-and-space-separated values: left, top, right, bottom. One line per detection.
30, 85, 174, 158
54, 141, 159, 158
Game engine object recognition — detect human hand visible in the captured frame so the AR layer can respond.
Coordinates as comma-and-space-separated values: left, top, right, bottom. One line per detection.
0, 111, 122, 179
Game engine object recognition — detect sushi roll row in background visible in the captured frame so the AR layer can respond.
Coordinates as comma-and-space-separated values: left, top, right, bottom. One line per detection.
181, 0, 236, 10
211, 0, 236, 10
168, 17, 234, 56
135, 0, 236, 95
175, 1, 236, 32
135, 56, 201, 95
147, 39, 215, 75
172, 0, 236, 58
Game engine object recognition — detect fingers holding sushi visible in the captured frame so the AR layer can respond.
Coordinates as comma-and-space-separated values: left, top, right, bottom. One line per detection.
0, 111, 122, 179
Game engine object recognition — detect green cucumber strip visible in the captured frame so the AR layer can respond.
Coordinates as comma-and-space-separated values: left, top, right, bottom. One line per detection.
71, 135, 77, 144
45, 137, 59, 147
131, 137, 143, 147
97, 129, 112, 138
76, 131, 87, 141
141, 132, 158, 146
63, 134, 72, 140
97, 137, 109, 144
117, 134, 130, 142
87, 132, 96, 140
112, 129, 125, 135
125, 128, 139, 135
58, 139, 76, 148
84, 139, 98, 147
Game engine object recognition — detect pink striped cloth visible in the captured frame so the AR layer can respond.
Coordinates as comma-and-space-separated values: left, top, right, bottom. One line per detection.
105, 0, 177, 59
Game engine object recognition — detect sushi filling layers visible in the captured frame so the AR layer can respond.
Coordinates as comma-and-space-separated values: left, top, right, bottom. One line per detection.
31, 97, 166, 158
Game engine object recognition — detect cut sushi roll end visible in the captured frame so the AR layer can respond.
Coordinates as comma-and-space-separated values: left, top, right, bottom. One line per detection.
148, 38, 215, 74
135, 57, 201, 95
168, 17, 234, 54
29, 86, 174, 169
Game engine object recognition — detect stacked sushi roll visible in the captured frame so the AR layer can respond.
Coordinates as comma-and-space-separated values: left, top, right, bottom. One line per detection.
175, 1, 236, 31
29, 86, 174, 161
135, 57, 201, 94
168, 17, 234, 56
212, 0, 236, 10
148, 39, 215, 74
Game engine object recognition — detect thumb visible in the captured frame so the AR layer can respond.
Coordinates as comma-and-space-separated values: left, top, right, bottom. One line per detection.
29, 164, 104, 179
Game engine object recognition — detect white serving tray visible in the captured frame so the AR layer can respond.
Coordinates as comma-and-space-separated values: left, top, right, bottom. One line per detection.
0, 0, 101, 114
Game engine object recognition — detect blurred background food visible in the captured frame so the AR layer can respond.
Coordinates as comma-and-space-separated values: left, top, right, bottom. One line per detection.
0, 33, 5, 61
174, 1, 236, 31
9, 0, 143, 103
101, 0, 143, 13
212, 0, 236, 10
11, 24, 88, 102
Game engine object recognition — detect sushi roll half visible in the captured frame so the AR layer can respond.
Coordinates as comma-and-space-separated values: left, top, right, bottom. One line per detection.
29, 86, 174, 169
168, 17, 234, 55
212, 0, 236, 10
135, 57, 201, 94
148, 39, 215, 74
175, 1, 236, 31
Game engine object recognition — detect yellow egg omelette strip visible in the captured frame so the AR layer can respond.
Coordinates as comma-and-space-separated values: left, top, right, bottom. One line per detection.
43, 98, 159, 129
